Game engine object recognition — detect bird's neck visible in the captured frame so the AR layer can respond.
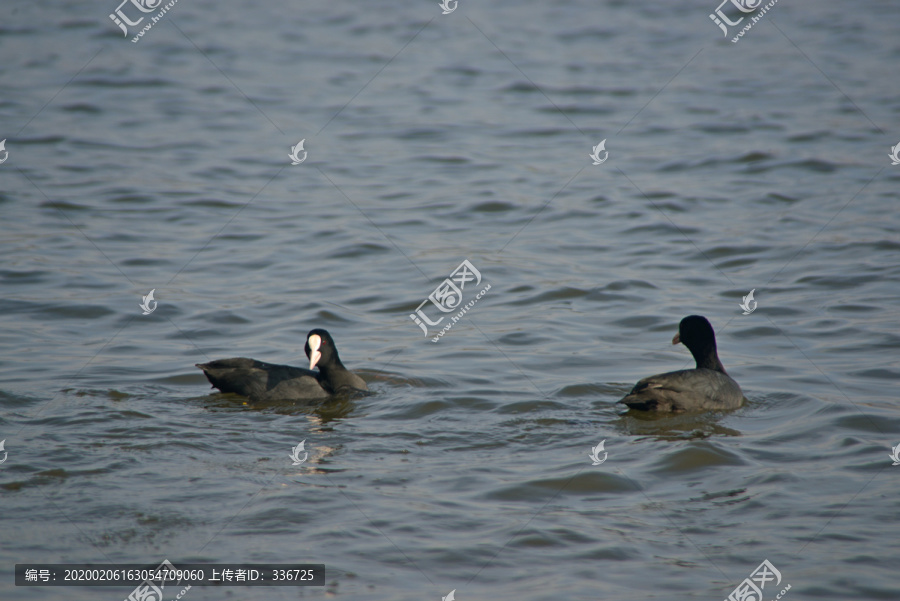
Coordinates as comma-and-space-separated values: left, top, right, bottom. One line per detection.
692, 345, 727, 373
316, 360, 363, 393
316, 358, 349, 380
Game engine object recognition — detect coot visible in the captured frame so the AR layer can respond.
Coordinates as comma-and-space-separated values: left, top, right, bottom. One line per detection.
618, 315, 743, 412
196, 329, 367, 402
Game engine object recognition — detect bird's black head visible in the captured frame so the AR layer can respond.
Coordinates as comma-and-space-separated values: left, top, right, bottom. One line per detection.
673, 315, 715, 348
672, 315, 724, 372
304, 328, 340, 371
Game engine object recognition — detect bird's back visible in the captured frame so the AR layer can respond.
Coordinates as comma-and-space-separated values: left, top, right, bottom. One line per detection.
196, 358, 328, 402
619, 368, 743, 412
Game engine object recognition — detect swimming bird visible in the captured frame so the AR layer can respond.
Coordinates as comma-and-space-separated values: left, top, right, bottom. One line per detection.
195, 329, 367, 402
618, 315, 743, 412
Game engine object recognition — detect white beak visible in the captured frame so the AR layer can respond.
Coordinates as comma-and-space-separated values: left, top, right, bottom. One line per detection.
308, 334, 322, 370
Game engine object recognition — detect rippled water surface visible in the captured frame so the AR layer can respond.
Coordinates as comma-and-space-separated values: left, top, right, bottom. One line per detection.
2, 0, 900, 599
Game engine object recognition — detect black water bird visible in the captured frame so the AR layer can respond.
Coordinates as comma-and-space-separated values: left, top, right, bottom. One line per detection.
196, 329, 367, 402
618, 315, 743, 412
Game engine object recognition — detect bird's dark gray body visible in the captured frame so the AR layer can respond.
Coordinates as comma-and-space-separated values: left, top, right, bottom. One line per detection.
619, 367, 743, 412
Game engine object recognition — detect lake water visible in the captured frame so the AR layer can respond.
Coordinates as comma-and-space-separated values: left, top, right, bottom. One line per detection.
2, 0, 899, 599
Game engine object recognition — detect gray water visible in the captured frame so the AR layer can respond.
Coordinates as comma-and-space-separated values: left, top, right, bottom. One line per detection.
2, 0, 900, 599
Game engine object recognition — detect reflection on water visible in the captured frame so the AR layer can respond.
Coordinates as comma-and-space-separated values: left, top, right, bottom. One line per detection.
618, 410, 744, 440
